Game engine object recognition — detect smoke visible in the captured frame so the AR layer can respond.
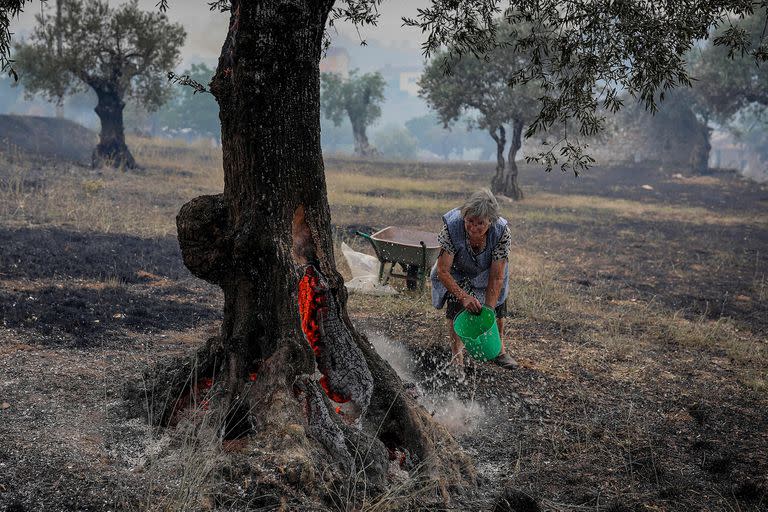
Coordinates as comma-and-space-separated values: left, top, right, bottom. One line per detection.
367, 332, 485, 436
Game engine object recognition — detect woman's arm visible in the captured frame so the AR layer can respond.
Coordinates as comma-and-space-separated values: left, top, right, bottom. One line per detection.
437, 250, 482, 313
484, 258, 507, 307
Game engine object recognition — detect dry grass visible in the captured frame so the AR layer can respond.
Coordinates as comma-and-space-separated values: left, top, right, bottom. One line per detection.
2, 135, 763, 387
2, 136, 766, 508
523, 192, 768, 226
0, 136, 223, 237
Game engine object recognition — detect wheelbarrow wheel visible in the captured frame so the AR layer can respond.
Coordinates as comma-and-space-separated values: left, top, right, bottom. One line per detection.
404, 264, 419, 290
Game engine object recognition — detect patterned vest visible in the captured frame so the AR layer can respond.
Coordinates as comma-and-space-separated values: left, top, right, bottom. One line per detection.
430, 207, 510, 308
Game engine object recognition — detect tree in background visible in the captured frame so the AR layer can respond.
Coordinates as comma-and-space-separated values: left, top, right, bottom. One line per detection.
13, 0, 185, 168
372, 124, 419, 160
406, 114, 494, 160
687, 11, 768, 173
320, 69, 385, 157
156, 63, 219, 140
420, 22, 541, 199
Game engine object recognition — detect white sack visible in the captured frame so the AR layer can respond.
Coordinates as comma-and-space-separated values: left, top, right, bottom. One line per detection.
341, 242, 398, 296
341, 241, 379, 278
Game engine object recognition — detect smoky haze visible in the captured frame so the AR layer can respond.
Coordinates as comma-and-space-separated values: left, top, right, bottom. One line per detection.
9, 0, 431, 66
4, 0, 478, 160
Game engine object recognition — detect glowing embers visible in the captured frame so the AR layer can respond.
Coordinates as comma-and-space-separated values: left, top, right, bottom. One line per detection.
169, 375, 215, 425
298, 265, 351, 405
298, 265, 326, 357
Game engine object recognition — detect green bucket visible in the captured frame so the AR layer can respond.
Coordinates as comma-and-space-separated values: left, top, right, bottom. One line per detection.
453, 306, 501, 361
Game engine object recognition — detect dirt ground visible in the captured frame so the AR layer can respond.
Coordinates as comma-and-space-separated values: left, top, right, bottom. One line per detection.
1, 145, 767, 511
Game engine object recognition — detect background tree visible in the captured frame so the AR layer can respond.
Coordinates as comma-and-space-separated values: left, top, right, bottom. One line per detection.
320, 69, 385, 157
687, 11, 768, 173
13, 0, 185, 168
420, 21, 542, 199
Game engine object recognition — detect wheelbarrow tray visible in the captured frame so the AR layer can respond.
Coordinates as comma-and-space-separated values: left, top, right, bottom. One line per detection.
369, 227, 441, 268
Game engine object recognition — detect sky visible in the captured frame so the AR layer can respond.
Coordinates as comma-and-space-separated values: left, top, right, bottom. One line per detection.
9, 0, 433, 69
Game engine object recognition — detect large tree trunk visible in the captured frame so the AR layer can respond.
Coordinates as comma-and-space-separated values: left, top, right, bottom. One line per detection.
351, 118, 375, 157
92, 83, 135, 169
141, 1, 472, 506
498, 119, 524, 200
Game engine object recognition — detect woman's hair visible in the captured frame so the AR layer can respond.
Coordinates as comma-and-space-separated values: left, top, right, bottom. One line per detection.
460, 188, 500, 222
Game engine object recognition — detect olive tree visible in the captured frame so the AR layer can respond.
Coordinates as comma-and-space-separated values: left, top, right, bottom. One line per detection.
320, 69, 385, 157
688, 10, 768, 172
13, 0, 185, 168
2, 0, 768, 506
420, 21, 542, 199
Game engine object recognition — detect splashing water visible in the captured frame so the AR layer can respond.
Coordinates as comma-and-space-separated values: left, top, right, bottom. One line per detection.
367, 332, 486, 436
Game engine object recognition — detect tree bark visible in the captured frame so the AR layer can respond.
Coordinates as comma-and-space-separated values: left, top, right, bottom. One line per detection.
91, 83, 136, 169
689, 119, 712, 174
500, 119, 524, 200
489, 122, 524, 199
150, 0, 472, 505
352, 119, 375, 157
489, 125, 506, 192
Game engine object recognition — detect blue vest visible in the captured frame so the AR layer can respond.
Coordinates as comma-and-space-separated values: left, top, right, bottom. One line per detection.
430, 207, 510, 309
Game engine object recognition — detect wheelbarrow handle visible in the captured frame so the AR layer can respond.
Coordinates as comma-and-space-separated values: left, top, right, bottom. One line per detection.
355, 231, 373, 240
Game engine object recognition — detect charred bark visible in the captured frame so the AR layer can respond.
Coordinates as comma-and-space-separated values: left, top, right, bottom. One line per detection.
137, 0, 473, 505
91, 82, 135, 169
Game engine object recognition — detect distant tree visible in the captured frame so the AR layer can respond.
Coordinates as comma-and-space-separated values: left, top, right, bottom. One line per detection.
684, 12, 768, 173
372, 124, 419, 160
156, 63, 219, 140
320, 69, 385, 157
13, 0, 185, 168
405, 114, 493, 160
420, 22, 542, 199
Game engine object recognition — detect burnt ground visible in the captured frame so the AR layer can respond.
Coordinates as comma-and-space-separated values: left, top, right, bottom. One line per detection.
0, 154, 767, 511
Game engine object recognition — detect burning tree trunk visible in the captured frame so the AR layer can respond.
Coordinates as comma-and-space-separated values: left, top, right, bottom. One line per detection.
138, 1, 472, 504
91, 81, 136, 169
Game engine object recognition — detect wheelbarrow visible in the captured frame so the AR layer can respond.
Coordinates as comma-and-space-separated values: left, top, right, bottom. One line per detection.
356, 227, 441, 291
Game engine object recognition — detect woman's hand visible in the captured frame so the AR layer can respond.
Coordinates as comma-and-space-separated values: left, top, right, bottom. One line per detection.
461, 294, 482, 314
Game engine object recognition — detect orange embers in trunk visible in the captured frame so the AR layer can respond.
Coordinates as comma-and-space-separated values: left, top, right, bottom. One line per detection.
298, 266, 326, 357
298, 266, 351, 405
168, 375, 214, 425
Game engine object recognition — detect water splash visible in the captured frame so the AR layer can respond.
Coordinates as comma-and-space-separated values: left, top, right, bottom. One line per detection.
367, 332, 486, 436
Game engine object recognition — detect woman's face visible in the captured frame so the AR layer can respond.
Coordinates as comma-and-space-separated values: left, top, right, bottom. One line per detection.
464, 215, 491, 240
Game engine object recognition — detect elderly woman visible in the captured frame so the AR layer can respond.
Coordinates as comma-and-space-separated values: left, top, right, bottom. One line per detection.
430, 189, 518, 371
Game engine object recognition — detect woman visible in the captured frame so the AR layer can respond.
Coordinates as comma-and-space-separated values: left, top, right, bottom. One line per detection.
430, 189, 518, 371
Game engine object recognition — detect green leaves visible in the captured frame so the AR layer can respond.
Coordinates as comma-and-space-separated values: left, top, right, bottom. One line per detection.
320, 69, 385, 129
410, 1, 768, 173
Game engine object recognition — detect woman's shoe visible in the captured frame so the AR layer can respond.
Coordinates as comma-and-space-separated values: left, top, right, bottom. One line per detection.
492, 353, 518, 370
